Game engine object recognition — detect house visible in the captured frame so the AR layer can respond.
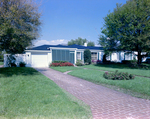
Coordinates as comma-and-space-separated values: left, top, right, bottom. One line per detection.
4, 44, 137, 67
25, 44, 104, 67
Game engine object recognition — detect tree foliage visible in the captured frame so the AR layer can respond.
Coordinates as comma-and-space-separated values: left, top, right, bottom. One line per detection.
68, 37, 95, 46
98, 0, 150, 64
0, 0, 41, 54
87, 41, 95, 47
84, 49, 91, 64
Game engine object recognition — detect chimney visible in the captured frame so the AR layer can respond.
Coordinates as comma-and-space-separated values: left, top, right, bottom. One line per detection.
84, 42, 87, 47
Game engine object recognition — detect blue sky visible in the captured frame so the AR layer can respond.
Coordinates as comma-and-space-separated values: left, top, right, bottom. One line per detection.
34, 0, 127, 46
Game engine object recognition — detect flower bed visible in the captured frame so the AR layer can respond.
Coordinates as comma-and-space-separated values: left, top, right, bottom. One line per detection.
103, 70, 135, 80
50, 62, 74, 67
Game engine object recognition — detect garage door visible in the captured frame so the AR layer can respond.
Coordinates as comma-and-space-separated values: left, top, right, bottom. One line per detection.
31, 53, 48, 67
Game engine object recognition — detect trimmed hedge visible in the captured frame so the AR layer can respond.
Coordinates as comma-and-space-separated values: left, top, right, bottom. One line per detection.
50, 62, 74, 67
103, 70, 135, 80
52, 61, 68, 63
19, 62, 26, 67
122, 60, 137, 64
146, 58, 150, 64
84, 49, 91, 64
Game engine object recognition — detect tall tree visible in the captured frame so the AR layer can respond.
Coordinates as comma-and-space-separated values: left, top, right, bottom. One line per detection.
68, 37, 87, 46
87, 41, 95, 47
0, 0, 41, 54
68, 37, 95, 46
98, 0, 150, 64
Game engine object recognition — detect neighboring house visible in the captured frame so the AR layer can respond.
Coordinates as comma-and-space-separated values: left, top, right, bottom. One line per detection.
4, 44, 137, 67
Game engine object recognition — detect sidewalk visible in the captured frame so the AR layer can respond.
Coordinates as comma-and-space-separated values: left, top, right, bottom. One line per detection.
0, 65, 3, 68
35, 68, 150, 119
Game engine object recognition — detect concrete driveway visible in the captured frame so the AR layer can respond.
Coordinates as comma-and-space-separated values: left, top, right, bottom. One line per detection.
35, 68, 150, 119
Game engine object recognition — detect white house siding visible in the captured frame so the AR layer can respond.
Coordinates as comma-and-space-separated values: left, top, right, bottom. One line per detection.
111, 53, 118, 61
98, 52, 104, 61
48, 52, 52, 66
106, 51, 138, 62
25, 52, 31, 67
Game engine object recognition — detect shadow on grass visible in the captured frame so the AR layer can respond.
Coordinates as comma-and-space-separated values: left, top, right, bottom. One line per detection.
93, 63, 150, 70
0, 67, 39, 78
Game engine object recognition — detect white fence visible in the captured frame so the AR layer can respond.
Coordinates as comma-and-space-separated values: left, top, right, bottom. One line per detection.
4, 54, 31, 67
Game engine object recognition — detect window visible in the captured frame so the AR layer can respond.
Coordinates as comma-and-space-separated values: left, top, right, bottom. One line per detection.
91, 52, 97, 60
77, 52, 81, 60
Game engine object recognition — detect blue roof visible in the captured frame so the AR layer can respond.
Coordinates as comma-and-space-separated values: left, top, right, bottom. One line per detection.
27, 44, 103, 51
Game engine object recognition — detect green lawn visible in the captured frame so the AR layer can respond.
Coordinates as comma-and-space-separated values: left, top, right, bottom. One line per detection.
0, 62, 3, 65
51, 66, 150, 99
80, 64, 150, 77
50, 66, 81, 73
0, 67, 91, 119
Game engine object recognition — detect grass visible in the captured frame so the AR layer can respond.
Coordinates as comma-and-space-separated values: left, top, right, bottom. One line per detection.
51, 66, 150, 99
0, 67, 92, 119
80, 64, 150, 77
0, 62, 3, 65
50, 66, 81, 73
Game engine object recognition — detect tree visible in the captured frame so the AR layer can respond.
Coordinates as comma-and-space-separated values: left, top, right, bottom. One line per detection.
0, 51, 3, 62
0, 0, 41, 54
98, 0, 150, 64
87, 41, 95, 47
84, 49, 91, 64
68, 37, 87, 46
68, 37, 95, 46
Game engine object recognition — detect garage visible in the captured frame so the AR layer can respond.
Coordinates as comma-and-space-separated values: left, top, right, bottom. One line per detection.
31, 53, 48, 67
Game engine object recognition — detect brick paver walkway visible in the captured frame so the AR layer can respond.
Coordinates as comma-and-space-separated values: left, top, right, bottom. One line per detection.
35, 68, 150, 119
0, 65, 3, 68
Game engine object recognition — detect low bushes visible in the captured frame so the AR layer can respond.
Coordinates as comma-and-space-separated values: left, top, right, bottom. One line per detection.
92, 60, 102, 64
103, 70, 135, 80
96, 60, 102, 64
50, 62, 74, 67
76, 60, 84, 66
129, 64, 149, 69
10, 63, 17, 67
19, 62, 26, 67
146, 58, 150, 64
52, 61, 68, 63
122, 60, 137, 64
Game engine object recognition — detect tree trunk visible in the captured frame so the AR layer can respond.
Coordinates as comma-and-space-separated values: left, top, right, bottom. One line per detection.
137, 51, 142, 65
103, 54, 107, 63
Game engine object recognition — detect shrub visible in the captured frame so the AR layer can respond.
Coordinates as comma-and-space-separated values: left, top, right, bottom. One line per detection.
146, 58, 150, 64
52, 61, 68, 63
103, 70, 135, 80
19, 62, 26, 67
50, 62, 74, 67
76, 60, 84, 66
11, 63, 17, 67
84, 49, 91, 64
92, 59, 97, 64
7, 55, 16, 67
122, 60, 137, 64
96, 60, 102, 64
129, 63, 149, 70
